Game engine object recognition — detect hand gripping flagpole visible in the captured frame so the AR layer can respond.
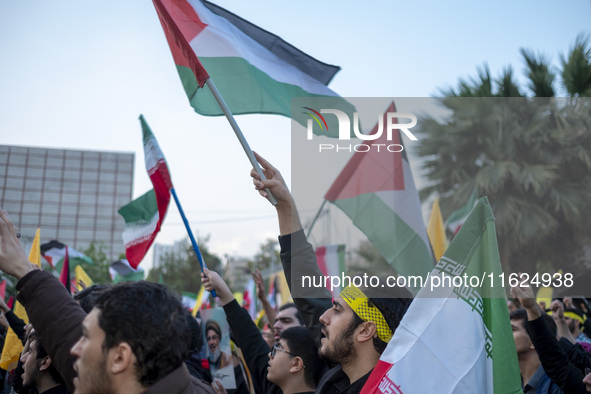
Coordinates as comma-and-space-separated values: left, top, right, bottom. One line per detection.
170, 187, 217, 298
205, 79, 278, 206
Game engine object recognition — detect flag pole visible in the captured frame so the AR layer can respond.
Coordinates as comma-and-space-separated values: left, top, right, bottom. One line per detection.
205, 79, 278, 206
306, 199, 328, 238
170, 187, 217, 297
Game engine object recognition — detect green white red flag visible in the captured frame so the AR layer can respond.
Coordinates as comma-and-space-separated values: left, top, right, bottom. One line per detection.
315, 244, 346, 297
152, 0, 351, 133
324, 102, 434, 292
118, 115, 172, 269
361, 197, 522, 394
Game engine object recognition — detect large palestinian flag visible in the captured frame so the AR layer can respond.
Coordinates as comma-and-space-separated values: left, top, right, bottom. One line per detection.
324, 102, 434, 292
152, 0, 352, 135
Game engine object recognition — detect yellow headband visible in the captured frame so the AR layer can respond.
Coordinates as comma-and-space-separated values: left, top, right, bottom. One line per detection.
340, 285, 393, 343
564, 311, 586, 326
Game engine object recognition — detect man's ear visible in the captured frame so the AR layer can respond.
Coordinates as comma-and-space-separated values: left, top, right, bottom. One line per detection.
38, 356, 52, 372
289, 356, 305, 374
110, 342, 135, 375
356, 321, 378, 344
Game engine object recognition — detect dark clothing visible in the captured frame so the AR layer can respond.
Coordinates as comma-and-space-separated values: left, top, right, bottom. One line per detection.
17, 271, 84, 394
16, 270, 214, 394
143, 364, 215, 394
41, 384, 68, 394
223, 299, 279, 394
185, 353, 212, 384
316, 368, 371, 394
558, 337, 591, 372
278, 230, 332, 350
526, 315, 587, 394
279, 230, 370, 393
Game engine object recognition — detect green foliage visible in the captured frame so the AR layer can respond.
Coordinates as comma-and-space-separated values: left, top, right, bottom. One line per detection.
418, 35, 591, 274
247, 238, 280, 273
81, 241, 113, 285
146, 235, 222, 294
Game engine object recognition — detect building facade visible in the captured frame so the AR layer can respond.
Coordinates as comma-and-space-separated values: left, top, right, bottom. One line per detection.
0, 144, 134, 260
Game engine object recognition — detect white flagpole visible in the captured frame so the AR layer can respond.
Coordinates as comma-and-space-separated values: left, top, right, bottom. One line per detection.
205, 78, 278, 206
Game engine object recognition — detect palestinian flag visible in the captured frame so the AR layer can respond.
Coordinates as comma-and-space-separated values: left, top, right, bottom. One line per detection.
325, 102, 434, 293
152, 0, 352, 135
40, 240, 93, 270
118, 115, 172, 268
109, 259, 145, 283
361, 198, 522, 394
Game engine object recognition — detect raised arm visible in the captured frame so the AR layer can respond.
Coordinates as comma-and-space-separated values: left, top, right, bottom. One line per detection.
0, 209, 85, 393
254, 269, 276, 328
511, 283, 587, 393
201, 268, 274, 394
250, 153, 332, 349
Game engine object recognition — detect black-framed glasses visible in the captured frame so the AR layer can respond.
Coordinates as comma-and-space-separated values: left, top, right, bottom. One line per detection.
271, 343, 298, 359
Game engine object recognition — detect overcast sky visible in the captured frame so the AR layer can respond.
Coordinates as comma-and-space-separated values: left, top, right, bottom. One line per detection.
1, 1, 589, 269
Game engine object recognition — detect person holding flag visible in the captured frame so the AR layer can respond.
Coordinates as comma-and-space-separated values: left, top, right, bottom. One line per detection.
250, 152, 413, 392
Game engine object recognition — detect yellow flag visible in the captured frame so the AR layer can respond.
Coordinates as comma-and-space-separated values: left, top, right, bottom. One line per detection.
427, 198, 448, 261
192, 286, 207, 317
0, 228, 41, 370
276, 271, 293, 306
29, 228, 42, 268
536, 270, 561, 310
75, 265, 94, 291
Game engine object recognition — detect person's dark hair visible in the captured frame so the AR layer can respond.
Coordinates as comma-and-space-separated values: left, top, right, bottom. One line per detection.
73, 284, 111, 313
185, 310, 203, 352
205, 320, 222, 339
510, 308, 557, 337
349, 277, 414, 354
31, 333, 64, 385
93, 281, 191, 386
279, 303, 305, 326
280, 326, 324, 388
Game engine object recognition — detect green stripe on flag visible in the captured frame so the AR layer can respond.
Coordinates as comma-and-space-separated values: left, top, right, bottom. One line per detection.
437, 197, 521, 393
176, 58, 355, 136
118, 190, 158, 224
333, 193, 433, 289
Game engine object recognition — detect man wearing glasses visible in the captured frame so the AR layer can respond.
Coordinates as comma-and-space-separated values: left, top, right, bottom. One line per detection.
202, 269, 324, 394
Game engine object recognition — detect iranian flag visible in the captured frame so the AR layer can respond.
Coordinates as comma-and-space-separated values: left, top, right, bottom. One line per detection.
315, 245, 346, 297
361, 197, 522, 394
324, 102, 434, 293
152, 0, 352, 135
118, 115, 172, 268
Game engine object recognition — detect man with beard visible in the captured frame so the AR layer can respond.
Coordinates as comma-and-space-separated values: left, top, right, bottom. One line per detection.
564, 308, 591, 346
0, 209, 215, 394
250, 153, 413, 393
205, 320, 231, 370
19, 328, 67, 394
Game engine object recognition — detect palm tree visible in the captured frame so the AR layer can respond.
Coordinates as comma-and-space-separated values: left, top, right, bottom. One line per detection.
417, 36, 591, 275
561, 34, 591, 96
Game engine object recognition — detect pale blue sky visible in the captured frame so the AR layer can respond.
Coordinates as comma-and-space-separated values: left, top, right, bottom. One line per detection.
1, 1, 589, 264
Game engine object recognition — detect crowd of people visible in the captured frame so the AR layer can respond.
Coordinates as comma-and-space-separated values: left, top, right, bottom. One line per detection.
0, 152, 589, 393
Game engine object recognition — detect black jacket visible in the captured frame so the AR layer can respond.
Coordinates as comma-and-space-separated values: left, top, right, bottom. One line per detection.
526, 315, 587, 393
